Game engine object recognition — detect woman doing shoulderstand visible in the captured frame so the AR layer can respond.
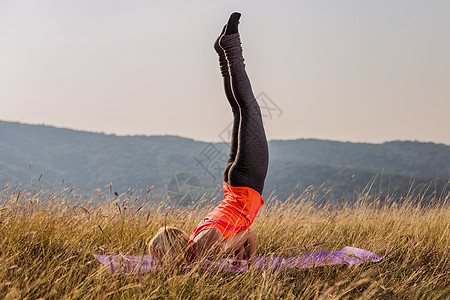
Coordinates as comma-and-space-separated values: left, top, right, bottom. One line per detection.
148, 12, 269, 267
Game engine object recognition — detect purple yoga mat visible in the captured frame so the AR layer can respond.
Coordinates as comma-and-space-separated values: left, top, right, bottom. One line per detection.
94, 246, 385, 274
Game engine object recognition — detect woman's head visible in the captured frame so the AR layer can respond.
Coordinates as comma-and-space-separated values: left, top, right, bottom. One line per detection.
148, 226, 191, 266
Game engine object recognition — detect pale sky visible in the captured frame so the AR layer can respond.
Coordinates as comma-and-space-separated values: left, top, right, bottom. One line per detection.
1, 0, 449, 145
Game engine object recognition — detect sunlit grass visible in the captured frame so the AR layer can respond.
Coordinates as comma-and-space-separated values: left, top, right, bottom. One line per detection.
0, 183, 448, 299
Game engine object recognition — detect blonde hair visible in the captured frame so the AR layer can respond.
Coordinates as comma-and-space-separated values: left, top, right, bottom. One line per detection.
148, 226, 191, 266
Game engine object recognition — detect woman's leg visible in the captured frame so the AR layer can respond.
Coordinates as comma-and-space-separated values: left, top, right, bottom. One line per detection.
214, 25, 240, 184
219, 14, 269, 194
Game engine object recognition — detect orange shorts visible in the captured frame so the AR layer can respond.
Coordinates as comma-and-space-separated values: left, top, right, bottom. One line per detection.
190, 182, 264, 240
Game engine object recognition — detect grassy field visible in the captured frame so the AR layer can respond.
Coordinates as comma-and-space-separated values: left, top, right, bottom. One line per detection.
0, 183, 448, 299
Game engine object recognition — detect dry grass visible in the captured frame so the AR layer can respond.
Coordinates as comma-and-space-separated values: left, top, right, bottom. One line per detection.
0, 183, 449, 299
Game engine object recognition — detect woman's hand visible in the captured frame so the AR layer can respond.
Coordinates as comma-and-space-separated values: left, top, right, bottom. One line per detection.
226, 258, 247, 268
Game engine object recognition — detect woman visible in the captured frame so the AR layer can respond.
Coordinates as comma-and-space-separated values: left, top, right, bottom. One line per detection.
148, 12, 269, 267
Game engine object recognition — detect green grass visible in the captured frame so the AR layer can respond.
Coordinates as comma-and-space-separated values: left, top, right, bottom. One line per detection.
0, 183, 448, 299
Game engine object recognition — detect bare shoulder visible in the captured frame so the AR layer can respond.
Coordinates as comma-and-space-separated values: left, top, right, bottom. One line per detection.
192, 228, 223, 258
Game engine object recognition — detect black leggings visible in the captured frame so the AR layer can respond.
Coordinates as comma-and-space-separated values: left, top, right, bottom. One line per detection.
217, 33, 269, 195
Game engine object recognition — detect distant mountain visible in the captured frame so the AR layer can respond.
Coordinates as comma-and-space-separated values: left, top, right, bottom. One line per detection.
269, 139, 449, 178
0, 120, 448, 203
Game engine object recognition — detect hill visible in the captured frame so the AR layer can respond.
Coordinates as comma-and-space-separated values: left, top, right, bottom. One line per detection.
0, 120, 448, 202
269, 139, 449, 178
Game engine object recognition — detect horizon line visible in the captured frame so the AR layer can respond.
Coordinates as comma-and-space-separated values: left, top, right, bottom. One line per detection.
1, 118, 448, 147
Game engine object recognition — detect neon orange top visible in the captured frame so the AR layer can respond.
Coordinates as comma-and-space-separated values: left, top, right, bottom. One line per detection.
190, 182, 264, 240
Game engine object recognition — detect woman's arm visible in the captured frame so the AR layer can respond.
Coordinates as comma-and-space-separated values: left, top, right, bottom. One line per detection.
244, 228, 256, 266
221, 228, 257, 266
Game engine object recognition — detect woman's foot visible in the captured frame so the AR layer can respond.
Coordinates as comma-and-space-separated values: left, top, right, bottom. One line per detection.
214, 12, 242, 57
218, 13, 245, 76
213, 25, 227, 55
214, 25, 229, 77
225, 12, 241, 35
